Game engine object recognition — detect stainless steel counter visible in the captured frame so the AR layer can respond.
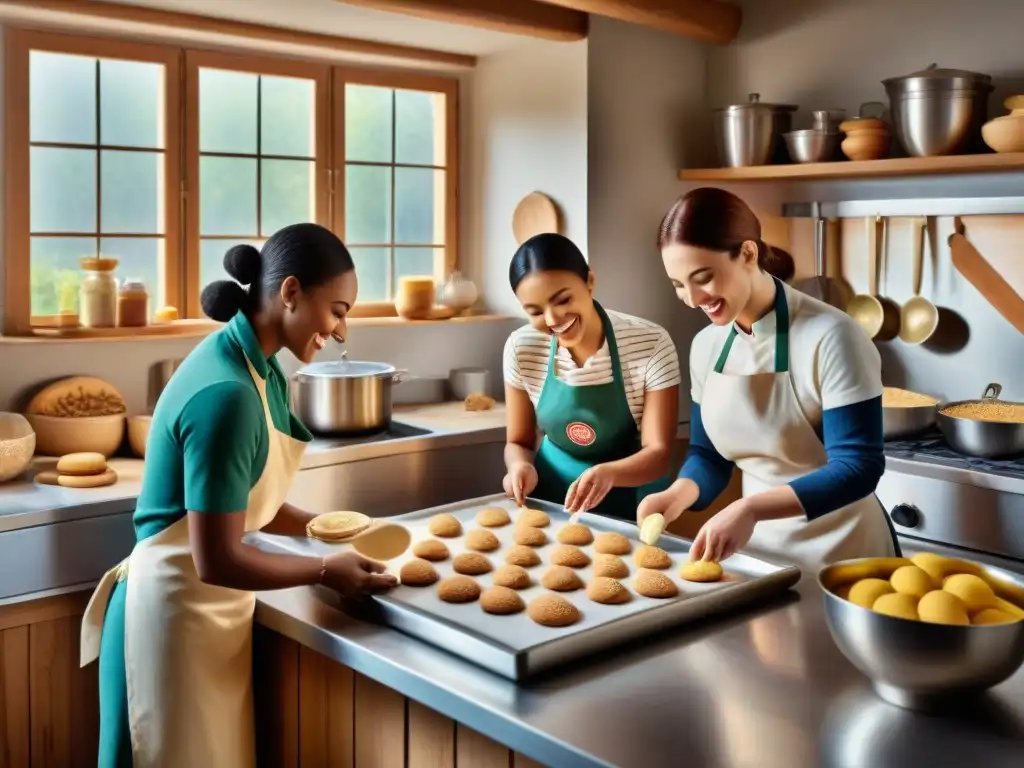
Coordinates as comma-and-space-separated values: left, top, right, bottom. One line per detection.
255, 540, 1024, 768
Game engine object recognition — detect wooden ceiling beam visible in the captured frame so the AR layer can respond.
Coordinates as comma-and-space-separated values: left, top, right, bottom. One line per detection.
532, 0, 741, 44
336, 0, 588, 43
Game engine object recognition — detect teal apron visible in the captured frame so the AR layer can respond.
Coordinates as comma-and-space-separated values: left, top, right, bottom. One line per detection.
533, 302, 671, 520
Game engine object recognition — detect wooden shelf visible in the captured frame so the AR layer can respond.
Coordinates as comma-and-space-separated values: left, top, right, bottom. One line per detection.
678, 152, 1024, 182
0, 314, 515, 343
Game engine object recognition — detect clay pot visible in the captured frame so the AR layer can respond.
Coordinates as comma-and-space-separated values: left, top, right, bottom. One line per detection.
982, 95, 1024, 153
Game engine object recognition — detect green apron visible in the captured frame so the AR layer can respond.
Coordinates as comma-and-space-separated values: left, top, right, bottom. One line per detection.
533, 302, 671, 520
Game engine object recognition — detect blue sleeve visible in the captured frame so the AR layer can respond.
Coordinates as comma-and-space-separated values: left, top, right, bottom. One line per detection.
677, 402, 735, 511
788, 395, 885, 520
181, 381, 264, 513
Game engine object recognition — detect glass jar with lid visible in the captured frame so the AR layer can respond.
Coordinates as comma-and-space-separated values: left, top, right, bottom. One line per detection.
79, 257, 119, 328
118, 278, 149, 327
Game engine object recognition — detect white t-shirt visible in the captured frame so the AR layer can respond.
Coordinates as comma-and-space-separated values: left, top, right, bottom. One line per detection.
503, 308, 681, 426
689, 282, 882, 422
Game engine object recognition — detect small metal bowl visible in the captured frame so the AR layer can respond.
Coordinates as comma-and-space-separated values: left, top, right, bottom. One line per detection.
819, 557, 1024, 711
783, 129, 841, 163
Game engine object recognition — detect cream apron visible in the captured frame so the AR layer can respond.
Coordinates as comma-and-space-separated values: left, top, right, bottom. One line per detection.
80, 356, 308, 767
699, 286, 896, 574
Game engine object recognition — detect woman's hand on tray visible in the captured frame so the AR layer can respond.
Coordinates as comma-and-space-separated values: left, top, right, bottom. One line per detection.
637, 478, 699, 529
321, 551, 398, 596
690, 499, 756, 563
503, 461, 539, 506
564, 463, 616, 514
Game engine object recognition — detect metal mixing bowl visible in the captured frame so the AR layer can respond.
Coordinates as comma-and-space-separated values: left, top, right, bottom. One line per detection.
883, 64, 993, 156
783, 129, 841, 163
882, 403, 936, 440
819, 558, 1024, 711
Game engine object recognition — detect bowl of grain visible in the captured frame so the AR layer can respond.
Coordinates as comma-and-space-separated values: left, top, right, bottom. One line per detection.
882, 387, 939, 440
937, 382, 1024, 459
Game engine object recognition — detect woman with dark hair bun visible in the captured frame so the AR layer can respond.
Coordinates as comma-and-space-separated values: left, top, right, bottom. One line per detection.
639, 188, 898, 573
502, 232, 681, 519
83, 223, 397, 768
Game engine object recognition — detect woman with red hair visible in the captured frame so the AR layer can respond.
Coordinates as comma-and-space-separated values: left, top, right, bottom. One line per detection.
638, 188, 898, 572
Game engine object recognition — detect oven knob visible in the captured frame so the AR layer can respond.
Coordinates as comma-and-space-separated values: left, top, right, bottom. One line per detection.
890, 503, 921, 528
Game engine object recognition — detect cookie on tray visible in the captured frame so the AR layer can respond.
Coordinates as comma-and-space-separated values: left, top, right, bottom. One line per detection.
481, 586, 525, 615
557, 523, 594, 546
428, 513, 463, 538
400, 559, 439, 587
453, 553, 493, 576
437, 575, 481, 604
465, 529, 501, 552
527, 594, 581, 627
476, 507, 512, 527
594, 531, 632, 556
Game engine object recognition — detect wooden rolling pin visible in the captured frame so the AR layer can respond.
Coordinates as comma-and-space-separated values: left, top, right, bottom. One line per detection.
949, 221, 1024, 335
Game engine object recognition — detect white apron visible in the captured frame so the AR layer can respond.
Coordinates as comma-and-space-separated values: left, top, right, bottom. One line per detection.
80, 356, 307, 767
699, 285, 896, 574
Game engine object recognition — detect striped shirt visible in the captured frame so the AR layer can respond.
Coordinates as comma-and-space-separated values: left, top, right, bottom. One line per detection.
503, 309, 681, 426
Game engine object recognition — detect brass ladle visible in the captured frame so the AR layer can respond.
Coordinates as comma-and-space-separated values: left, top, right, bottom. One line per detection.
899, 217, 939, 345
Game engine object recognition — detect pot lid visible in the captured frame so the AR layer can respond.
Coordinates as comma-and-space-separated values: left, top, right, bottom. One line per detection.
296, 360, 396, 378
883, 64, 993, 93
715, 92, 798, 113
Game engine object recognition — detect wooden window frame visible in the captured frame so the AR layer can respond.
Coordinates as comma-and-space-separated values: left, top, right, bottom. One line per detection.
3, 28, 183, 336
3, 28, 461, 336
333, 68, 459, 319
182, 49, 331, 319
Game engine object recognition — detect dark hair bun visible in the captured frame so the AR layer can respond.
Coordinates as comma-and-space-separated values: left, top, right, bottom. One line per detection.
759, 244, 795, 283
224, 244, 261, 286
200, 281, 250, 323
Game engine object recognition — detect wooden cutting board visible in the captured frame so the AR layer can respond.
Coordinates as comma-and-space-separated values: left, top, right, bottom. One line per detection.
512, 192, 561, 244
949, 230, 1024, 335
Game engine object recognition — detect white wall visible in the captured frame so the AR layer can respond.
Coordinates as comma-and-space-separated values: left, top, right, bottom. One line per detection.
586, 17, 711, 411
463, 39, 589, 316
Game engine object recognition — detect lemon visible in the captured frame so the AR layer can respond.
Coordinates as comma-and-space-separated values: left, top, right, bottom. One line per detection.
918, 590, 969, 626
848, 578, 894, 609
873, 592, 919, 620
890, 565, 936, 599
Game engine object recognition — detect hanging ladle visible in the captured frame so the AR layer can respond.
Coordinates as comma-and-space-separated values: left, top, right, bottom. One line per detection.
899, 217, 939, 344
847, 216, 887, 338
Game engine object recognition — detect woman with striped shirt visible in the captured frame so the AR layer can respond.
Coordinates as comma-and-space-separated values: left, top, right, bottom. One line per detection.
502, 233, 681, 519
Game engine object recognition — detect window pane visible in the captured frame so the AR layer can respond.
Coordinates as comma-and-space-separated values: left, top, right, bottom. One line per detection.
99, 237, 164, 314
30, 51, 96, 144
395, 90, 441, 166
345, 85, 392, 163
199, 68, 257, 154
31, 147, 97, 233
101, 150, 163, 234
395, 167, 443, 245
261, 75, 315, 157
345, 165, 391, 244
261, 159, 315, 236
100, 59, 164, 149
394, 247, 440, 288
200, 238, 264, 294
30, 237, 96, 316
349, 246, 389, 302
200, 156, 257, 236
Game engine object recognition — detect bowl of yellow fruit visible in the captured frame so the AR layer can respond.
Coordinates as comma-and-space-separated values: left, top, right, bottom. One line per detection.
819, 553, 1024, 711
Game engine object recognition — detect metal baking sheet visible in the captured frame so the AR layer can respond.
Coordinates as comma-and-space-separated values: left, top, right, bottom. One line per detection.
255, 494, 802, 681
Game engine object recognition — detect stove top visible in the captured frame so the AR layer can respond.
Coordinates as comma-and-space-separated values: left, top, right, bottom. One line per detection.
309, 421, 432, 448
885, 430, 1024, 483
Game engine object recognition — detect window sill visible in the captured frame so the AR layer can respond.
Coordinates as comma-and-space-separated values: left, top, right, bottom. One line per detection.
0, 313, 517, 343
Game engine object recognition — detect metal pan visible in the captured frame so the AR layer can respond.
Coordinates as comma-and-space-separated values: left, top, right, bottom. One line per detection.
937, 383, 1024, 459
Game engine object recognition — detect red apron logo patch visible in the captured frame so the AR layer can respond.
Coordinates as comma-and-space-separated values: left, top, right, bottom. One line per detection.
566, 422, 596, 446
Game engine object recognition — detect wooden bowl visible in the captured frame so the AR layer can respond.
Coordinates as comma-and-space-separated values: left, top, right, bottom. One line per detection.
25, 413, 125, 457
127, 415, 152, 458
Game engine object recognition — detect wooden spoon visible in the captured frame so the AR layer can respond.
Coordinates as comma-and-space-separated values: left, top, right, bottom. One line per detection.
949, 217, 1024, 335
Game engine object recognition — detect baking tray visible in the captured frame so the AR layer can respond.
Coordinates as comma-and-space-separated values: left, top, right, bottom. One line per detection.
256, 494, 802, 681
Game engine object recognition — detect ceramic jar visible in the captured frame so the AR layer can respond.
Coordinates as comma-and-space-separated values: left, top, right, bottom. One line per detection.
839, 102, 891, 161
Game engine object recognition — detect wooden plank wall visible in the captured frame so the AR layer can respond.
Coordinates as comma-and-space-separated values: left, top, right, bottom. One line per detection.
0, 591, 98, 768
253, 626, 545, 768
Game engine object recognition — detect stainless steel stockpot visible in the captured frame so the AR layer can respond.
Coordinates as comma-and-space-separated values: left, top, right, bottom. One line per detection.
291, 360, 407, 435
